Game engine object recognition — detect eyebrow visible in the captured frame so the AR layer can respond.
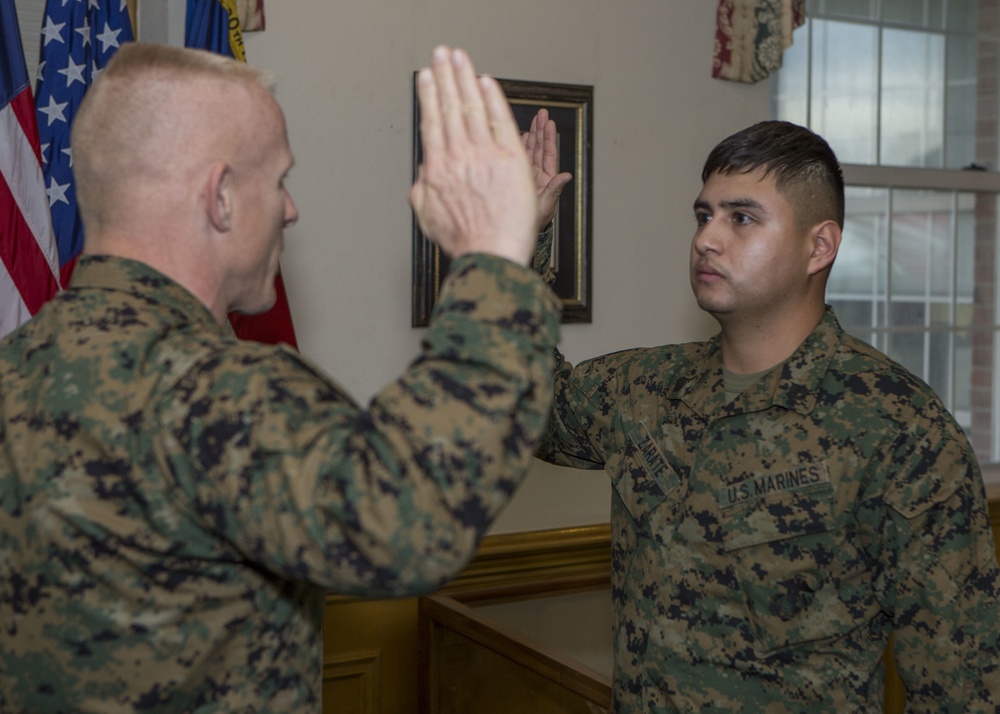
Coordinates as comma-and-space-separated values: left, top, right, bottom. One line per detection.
693, 197, 767, 213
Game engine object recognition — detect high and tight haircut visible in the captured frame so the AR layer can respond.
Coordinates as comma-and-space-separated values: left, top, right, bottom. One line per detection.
73, 41, 275, 155
701, 121, 845, 230
72, 42, 277, 227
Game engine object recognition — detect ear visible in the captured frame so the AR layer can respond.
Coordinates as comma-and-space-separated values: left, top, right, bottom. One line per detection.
807, 220, 841, 276
205, 162, 233, 233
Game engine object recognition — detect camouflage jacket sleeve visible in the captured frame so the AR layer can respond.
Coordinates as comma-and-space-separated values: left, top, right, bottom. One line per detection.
866, 420, 1000, 709
531, 221, 610, 469
532, 221, 558, 286
537, 346, 652, 470
155, 254, 560, 598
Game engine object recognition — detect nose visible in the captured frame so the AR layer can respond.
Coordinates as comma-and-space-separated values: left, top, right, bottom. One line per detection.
692, 221, 719, 256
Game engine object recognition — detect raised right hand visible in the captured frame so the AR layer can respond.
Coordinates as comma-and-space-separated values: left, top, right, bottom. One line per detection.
410, 46, 537, 265
523, 108, 573, 233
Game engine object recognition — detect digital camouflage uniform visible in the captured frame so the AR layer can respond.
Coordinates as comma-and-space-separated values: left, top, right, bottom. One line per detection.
0, 253, 560, 713
539, 306, 1000, 712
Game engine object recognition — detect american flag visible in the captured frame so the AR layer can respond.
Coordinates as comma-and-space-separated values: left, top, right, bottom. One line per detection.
0, 0, 60, 340
35, 0, 133, 286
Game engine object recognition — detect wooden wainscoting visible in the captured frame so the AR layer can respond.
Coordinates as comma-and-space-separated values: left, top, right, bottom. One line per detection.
323, 498, 1000, 713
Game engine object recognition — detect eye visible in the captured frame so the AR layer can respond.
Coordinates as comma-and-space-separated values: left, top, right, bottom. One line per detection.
694, 211, 711, 226
732, 212, 754, 226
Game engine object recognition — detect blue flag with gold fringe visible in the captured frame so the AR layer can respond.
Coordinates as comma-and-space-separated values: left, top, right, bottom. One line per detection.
186, 0, 245, 61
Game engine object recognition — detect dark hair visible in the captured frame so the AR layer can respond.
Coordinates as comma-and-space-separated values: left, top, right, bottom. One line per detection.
701, 121, 845, 229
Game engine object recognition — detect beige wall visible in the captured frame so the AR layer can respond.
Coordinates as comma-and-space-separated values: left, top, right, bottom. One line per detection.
243, 1, 774, 534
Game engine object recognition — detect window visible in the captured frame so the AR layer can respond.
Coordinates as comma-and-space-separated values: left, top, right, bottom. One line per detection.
774, 0, 1000, 462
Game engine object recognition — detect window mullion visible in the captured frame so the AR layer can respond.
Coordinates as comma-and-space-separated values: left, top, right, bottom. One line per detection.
885, 189, 894, 354
806, 11, 813, 128
876, 25, 884, 165
949, 190, 958, 414
942, 25, 950, 167
993, 201, 1000, 461
923, 205, 932, 384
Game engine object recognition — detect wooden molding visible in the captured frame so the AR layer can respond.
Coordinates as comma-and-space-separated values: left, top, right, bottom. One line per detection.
328, 492, 1000, 607
325, 524, 610, 606
322, 650, 381, 713
440, 524, 611, 602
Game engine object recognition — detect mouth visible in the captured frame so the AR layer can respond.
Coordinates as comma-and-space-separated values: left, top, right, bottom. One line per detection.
694, 262, 724, 281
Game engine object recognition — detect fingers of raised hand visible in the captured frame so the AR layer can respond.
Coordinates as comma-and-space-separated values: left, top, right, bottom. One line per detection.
522, 115, 536, 153
542, 118, 560, 175
532, 109, 548, 168
451, 50, 492, 143
420, 46, 523, 154
427, 46, 496, 146
428, 46, 471, 148
415, 68, 444, 157
478, 74, 521, 150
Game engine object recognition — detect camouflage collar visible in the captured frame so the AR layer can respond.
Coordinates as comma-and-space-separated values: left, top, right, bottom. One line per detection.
671, 308, 842, 419
68, 255, 222, 332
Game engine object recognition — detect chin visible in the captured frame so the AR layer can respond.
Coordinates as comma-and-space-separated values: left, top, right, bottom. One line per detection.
695, 297, 732, 316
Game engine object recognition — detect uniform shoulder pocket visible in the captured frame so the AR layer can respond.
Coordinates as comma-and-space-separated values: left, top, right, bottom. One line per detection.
883, 433, 964, 520
612, 422, 683, 531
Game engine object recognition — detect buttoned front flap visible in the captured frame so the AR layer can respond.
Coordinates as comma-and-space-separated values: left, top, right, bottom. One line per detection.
719, 465, 871, 655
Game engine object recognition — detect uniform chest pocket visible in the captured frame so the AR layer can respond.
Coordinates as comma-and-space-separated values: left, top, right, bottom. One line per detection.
719, 475, 866, 655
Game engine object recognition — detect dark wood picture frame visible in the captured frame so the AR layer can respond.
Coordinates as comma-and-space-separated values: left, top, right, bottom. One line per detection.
411, 77, 594, 327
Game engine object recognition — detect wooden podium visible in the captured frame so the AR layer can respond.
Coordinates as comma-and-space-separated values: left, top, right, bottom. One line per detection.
419, 589, 612, 713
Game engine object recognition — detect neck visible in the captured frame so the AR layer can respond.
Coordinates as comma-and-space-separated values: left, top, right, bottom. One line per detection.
717, 302, 826, 374
84, 226, 228, 327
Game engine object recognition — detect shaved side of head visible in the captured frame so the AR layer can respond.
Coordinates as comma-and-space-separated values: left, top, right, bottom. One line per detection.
71, 42, 277, 234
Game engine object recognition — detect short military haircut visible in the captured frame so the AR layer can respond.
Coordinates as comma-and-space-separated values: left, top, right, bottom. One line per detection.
701, 121, 845, 230
72, 42, 275, 227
